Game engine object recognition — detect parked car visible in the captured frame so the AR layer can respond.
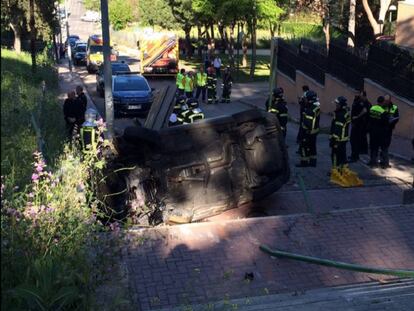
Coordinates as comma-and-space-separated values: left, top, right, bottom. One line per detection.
81, 10, 100, 22
96, 62, 131, 96
65, 35, 80, 53
73, 43, 87, 65
112, 73, 154, 118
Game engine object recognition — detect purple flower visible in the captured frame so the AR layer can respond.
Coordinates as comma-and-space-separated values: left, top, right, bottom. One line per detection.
28, 192, 34, 198
36, 165, 43, 173
31, 174, 39, 182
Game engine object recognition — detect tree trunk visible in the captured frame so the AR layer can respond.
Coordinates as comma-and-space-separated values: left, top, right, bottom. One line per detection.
210, 24, 214, 40
249, 18, 257, 78
197, 24, 203, 58
29, 0, 36, 73
323, 22, 330, 53
184, 25, 192, 59
53, 34, 58, 62
228, 22, 235, 68
347, 0, 356, 47
362, 0, 391, 36
9, 22, 22, 53
242, 24, 248, 68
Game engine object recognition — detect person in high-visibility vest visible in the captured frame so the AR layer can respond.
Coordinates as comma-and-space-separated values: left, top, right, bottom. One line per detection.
176, 68, 185, 96
184, 71, 194, 98
267, 88, 288, 138
80, 108, 99, 153
382, 94, 399, 169
368, 96, 390, 168
195, 66, 207, 103
330, 96, 351, 171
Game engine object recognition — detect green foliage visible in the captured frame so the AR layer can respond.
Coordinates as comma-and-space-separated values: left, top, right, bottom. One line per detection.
84, 0, 100, 11
1, 49, 63, 188
109, 0, 133, 31
279, 22, 323, 39
139, 0, 178, 29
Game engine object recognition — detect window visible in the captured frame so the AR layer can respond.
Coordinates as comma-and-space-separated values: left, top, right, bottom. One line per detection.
114, 77, 150, 92
89, 45, 103, 53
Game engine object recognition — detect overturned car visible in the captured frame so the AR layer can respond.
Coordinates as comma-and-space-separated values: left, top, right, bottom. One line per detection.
101, 92, 289, 225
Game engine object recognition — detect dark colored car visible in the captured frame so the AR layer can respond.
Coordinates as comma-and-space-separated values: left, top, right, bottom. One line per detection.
112, 74, 154, 117
65, 35, 80, 53
73, 43, 87, 65
96, 62, 131, 97
100, 90, 290, 225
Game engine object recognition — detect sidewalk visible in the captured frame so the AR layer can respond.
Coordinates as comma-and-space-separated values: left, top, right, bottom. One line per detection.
124, 204, 414, 310
232, 82, 414, 161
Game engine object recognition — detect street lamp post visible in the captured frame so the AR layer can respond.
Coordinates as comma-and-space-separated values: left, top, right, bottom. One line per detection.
100, 0, 114, 138
64, 0, 72, 72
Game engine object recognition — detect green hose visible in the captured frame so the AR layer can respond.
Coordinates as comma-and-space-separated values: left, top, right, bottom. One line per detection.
260, 245, 414, 278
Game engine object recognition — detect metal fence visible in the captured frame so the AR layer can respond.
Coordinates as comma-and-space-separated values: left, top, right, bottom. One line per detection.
276, 39, 414, 101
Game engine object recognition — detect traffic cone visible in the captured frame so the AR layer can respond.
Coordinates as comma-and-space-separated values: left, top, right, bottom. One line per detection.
330, 168, 350, 187
342, 166, 363, 187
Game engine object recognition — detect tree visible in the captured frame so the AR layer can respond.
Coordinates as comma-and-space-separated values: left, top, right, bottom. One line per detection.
168, 0, 196, 58
257, 0, 284, 38
109, 0, 133, 30
1, 0, 27, 52
347, 0, 356, 47
139, 0, 178, 29
362, 0, 392, 36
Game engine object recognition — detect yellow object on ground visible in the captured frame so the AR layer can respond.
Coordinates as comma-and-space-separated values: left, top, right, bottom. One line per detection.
330, 167, 363, 187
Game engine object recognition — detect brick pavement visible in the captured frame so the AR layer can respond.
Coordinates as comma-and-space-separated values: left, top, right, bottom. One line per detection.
123, 204, 414, 310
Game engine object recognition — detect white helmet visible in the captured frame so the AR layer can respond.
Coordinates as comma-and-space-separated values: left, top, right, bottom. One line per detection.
169, 113, 177, 123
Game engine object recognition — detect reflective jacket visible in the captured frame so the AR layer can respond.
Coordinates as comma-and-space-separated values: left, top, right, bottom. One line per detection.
207, 74, 217, 89
176, 73, 185, 90
301, 102, 320, 134
385, 103, 399, 131
196, 72, 207, 87
184, 76, 194, 92
268, 98, 288, 129
330, 108, 351, 142
368, 105, 388, 134
177, 109, 191, 124
187, 110, 205, 123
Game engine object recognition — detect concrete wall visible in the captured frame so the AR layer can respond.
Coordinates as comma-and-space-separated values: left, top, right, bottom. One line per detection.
395, 1, 414, 49
364, 78, 414, 138
277, 69, 414, 139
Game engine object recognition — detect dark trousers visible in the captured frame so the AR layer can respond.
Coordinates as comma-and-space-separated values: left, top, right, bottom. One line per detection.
350, 123, 368, 159
370, 133, 389, 165
185, 91, 193, 98
215, 67, 221, 78
176, 88, 185, 96
332, 141, 347, 168
207, 88, 217, 104
221, 86, 231, 103
300, 133, 317, 165
195, 86, 206, 101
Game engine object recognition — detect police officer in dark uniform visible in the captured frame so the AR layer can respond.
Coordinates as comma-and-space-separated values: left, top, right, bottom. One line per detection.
330, 96, 351, 170
382, 94, 399, 168
267, 87, 288, 138
296, 90, 320, 167
349, 90, 371, 162
368, 96, 389, 168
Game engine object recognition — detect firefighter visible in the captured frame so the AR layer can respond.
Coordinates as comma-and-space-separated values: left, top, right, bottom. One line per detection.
177, 102, 191, 125
330, 96, 351, 171
176, 68, 185, 96
174, 95, 187, 114
186, 98, 205, 123
207, 66, 218, 104
195, 66, 207, 103
368, 96, 389, 168
296, 85, 309, 153
382, 94, 399, 168
349, 90, 371, 162
221, 66, 233, 103
267, 87, 288, 138
296, 90, 320, 167
80, 108, 98, 152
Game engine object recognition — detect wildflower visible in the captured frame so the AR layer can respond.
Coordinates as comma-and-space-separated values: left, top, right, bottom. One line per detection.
31, 173, 39, 182
45, 207, 54, 213
35, 165, 43, 173
28, 192, 34, 198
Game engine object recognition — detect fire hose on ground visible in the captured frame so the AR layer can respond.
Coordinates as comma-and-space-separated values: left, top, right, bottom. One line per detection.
259, 245, 414, 278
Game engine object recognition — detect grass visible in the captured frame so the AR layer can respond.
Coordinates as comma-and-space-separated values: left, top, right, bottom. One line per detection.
1, 49, 65, 188
180, 54, 270, 83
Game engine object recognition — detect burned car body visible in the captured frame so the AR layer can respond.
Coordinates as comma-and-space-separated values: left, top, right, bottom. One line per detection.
104, 106, 290, 225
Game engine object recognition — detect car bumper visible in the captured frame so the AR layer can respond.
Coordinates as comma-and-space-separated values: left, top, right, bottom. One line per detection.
115, 102, 152, 117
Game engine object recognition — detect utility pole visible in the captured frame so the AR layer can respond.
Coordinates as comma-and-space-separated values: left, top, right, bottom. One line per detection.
65, 0, 72, 73
268, 38, 278, 107
100, 0, 114, 138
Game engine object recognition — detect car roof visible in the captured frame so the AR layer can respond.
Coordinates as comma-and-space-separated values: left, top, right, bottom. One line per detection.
69, 35, 80, 39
